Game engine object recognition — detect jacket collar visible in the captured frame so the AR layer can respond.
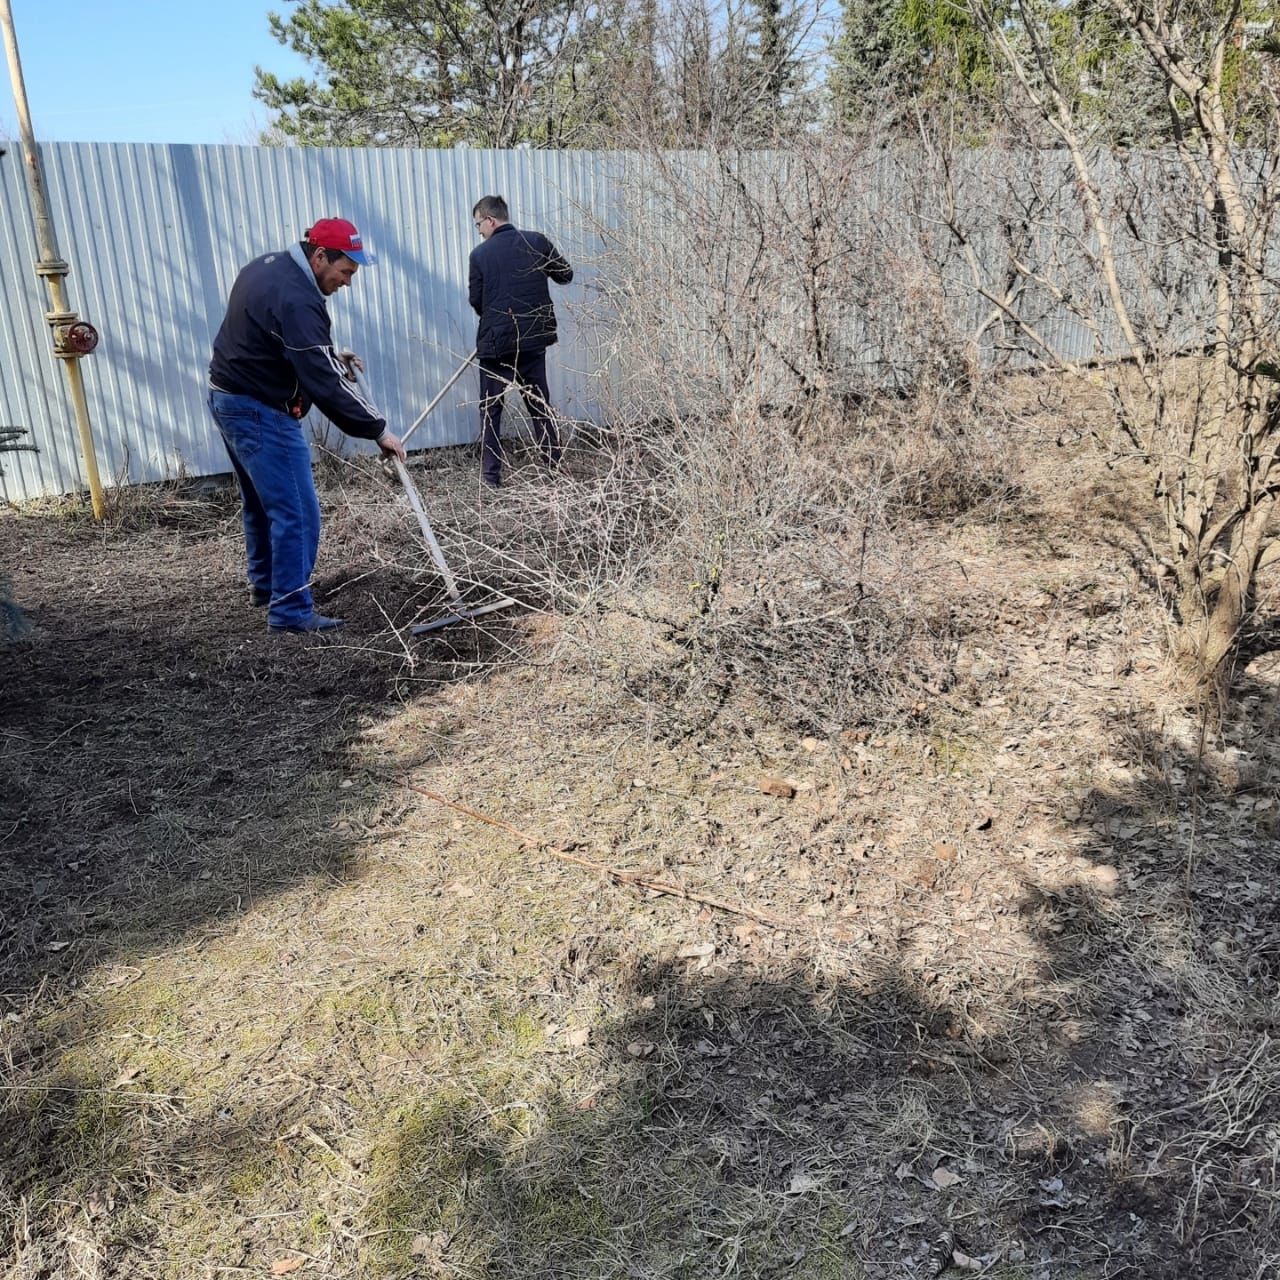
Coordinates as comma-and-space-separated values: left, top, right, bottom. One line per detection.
287, 242, 324, 297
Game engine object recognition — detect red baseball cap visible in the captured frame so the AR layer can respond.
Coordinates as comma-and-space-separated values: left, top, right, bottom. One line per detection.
304, 217, 377, 265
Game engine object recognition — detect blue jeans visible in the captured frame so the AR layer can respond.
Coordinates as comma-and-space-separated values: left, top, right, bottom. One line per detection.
207, 391, 321, 628
478, 350, 560, 485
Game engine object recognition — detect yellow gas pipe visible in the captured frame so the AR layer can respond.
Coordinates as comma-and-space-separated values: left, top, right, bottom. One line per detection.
0, 0, 106, 520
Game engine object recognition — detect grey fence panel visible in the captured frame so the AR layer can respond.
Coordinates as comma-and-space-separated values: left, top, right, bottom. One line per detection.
0, 144, 611, 503
0, 142, 1232, 503
0, 146, 73, 500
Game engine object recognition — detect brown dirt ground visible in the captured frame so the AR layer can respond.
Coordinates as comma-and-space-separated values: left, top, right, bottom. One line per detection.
1, 432, 1278, 1280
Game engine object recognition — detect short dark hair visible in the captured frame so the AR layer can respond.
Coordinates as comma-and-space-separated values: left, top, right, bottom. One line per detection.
472, 195, 509, 223
301, 241, 348, 264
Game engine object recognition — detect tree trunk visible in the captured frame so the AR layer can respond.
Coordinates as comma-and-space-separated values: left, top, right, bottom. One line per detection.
1177, 504, 1272, 677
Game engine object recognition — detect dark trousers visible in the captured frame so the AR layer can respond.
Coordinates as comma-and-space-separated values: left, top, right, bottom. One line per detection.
478, 350, 560, 485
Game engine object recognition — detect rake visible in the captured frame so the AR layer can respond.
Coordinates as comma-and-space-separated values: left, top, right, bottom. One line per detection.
358, 356, 519, 635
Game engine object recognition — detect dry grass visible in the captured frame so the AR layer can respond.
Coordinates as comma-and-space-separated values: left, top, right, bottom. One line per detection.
2, 365, 1278, 1279
7, 123, 1280, 1274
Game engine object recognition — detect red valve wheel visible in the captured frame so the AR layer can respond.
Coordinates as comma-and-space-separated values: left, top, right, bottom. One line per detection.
64, 320, 99, 355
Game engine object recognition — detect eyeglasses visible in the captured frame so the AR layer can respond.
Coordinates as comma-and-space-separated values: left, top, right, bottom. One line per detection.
474, 217, 488, 232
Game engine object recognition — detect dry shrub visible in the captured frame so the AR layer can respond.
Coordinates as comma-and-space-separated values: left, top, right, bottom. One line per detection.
326, 401, 953, 734
623, 407, 953, 733
853, 382, 1024, 521
540, 135, 1026, 728
334, 133, 1023, 729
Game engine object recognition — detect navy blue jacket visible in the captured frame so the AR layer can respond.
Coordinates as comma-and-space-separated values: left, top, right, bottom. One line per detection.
209, 245, 385, 441
468, 223, 573, 360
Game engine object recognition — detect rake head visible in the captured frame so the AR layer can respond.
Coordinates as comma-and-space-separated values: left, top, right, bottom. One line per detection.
410, 595, 520, 635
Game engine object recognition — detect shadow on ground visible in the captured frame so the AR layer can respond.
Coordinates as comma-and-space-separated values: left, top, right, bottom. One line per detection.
0, 491, 528, 996
2, 486, 1278, 1280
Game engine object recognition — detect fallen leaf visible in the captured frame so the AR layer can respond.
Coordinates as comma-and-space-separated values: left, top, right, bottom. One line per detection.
733, 923, 759, 944
1038, 1175, 1071, 1207
410, 1232, 448, 1259
445, 881, 475, 897
677, 942, 715, 960
46, 941, 71, 953
565, 1027, 590, 1048
271, 1257, 306, 1276
83, 1189, 112, 1219
930, 1165, 962, 1190
759, 776, 796, 799
934, 842, 957, 861
952, 1247, 986, 1273
112, 1065, 144, 1089
788, 1173, 821, 1193
911, 859, 939, 889
626, 1040, 655, 1057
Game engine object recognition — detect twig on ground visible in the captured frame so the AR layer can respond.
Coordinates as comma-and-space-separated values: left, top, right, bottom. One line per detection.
403, 780, 828, 935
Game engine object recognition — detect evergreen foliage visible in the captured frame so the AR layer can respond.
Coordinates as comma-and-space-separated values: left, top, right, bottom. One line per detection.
256, 0, 820, 147
255, 0, 630, 147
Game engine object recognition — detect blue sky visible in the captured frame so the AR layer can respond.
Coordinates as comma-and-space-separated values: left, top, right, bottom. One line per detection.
0, 1, 310, 144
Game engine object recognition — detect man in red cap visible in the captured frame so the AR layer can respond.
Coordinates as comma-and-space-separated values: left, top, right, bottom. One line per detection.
208, 218, 406, 634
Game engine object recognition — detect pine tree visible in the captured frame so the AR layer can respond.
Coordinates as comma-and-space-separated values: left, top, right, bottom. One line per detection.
831, 0, 996, 131
255, 0, 629, 147
741, 0, 812, 139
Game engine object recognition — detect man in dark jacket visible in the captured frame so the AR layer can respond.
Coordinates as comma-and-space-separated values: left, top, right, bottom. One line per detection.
208, 217, 405, 634
468, 195, 573, 488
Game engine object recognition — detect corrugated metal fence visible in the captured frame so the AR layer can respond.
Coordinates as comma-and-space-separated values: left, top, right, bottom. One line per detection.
0, 144, 616, 502
1, 143, 1208, 503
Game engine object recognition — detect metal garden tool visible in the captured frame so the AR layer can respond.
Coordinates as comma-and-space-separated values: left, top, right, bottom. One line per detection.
354, 359, 518, 635
399, 350, 475, 448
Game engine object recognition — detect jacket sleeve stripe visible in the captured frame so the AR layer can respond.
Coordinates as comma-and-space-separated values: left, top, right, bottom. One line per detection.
319, 347, 383, 419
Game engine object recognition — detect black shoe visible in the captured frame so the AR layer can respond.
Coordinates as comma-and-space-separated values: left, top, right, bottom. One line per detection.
249, 586, 271, 608
269, 613, 345, 634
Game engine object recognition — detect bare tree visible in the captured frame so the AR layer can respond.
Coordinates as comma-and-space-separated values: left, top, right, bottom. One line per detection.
603, 0, 826, 145
959, 0, 1280, 679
